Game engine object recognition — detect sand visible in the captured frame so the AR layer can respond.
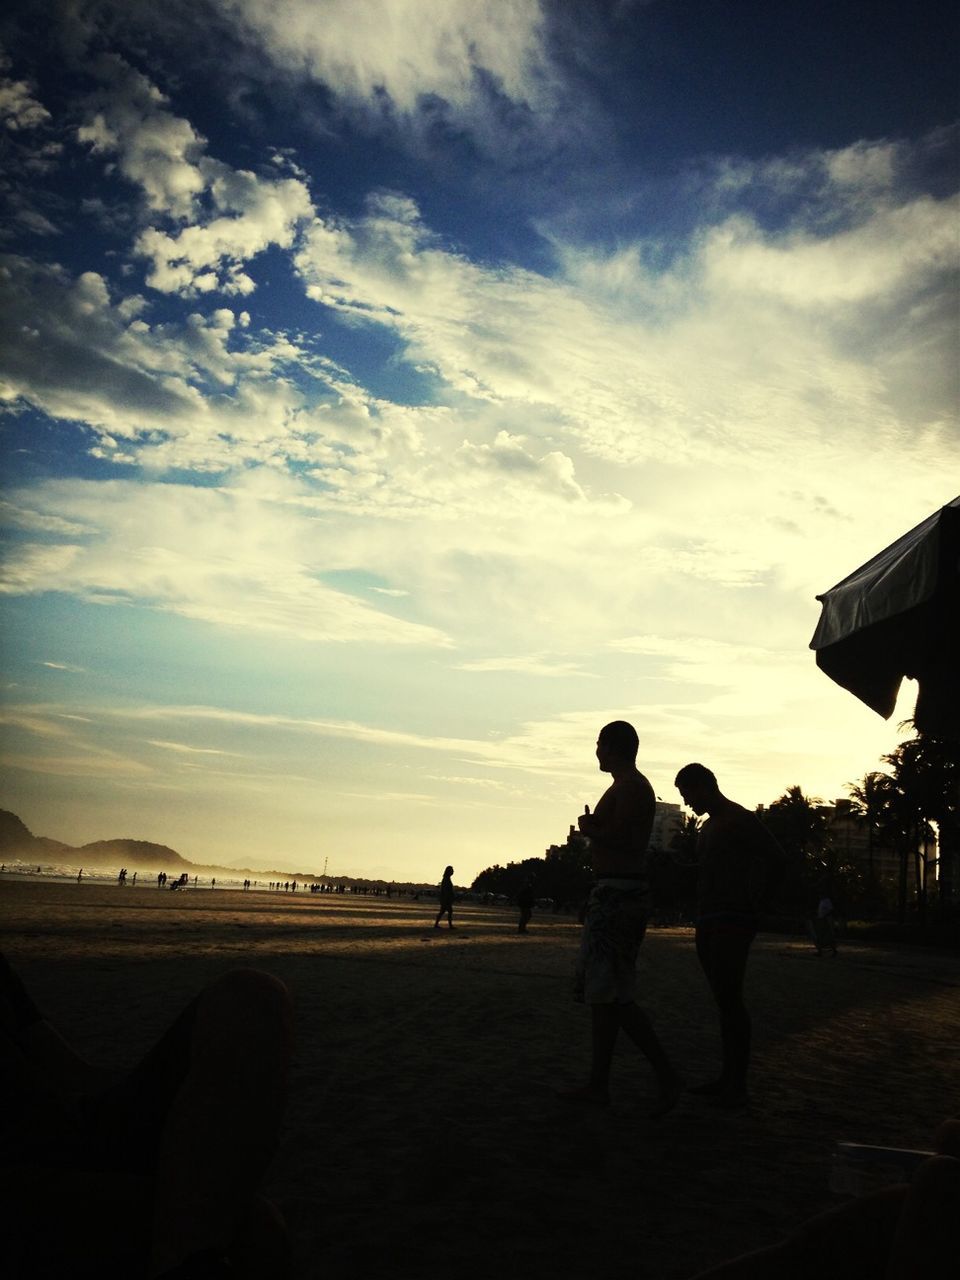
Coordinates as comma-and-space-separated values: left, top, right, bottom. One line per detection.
2, 878, 958, 1279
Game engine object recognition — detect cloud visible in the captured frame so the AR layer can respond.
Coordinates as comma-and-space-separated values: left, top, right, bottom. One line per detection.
215, 0, 555, 117
0, 72, 51, 131
0, 256, 324, 464
0, 476, 452, 647
133, 172, 313, 296
77, 59, 207, 219
700, 197, 959, 306
0, 257, 197, 427
0, 56, 65, 238
0, 246, 608, 529
293, 162, 958, 486
454, 655, 595, 678
77, 56, 314, 294
61, 698, 600, 779
147, 739, 239, 756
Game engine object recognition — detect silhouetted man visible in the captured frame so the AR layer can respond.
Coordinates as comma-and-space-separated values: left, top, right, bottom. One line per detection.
517, 879, 535, 933
560, 721, 682, 1115
675, 762, 784, 1109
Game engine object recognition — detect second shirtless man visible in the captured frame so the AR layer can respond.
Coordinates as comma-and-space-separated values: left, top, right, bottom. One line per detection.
560, 720, 682, 1115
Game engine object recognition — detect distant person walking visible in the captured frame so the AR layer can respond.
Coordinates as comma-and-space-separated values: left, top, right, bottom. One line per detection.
559, 721, 682, 1115
433, 866, 455, 929
517, 879, 535, 933
813, 894, 838, 956
674, 763, 785, 1109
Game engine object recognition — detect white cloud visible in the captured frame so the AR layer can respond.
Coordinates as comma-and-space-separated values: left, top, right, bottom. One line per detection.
0, 476, 451, 648
700, 198, 959, 306
134, 170, 313, 296
147, 739, 239, 756
0, 75, 51, 131
454, 656, 595, 678
0, 255, 320, 461
77, 60, 207, 218
216, 0, 554, 116
77, 57, 314, 294
294, 169, 958, 484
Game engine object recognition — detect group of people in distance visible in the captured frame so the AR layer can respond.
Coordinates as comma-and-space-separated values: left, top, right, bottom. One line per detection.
562, 719, 783, 1115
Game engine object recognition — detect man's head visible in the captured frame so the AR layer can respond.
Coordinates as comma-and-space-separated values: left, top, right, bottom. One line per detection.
596, 720, 639, 773
675, 762, 719, 814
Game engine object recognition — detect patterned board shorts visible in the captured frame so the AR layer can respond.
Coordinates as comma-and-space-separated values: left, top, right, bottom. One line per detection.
574, 883, 650, 1004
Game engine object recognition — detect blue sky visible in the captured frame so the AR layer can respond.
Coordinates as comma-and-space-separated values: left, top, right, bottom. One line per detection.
1, 0, 957, 881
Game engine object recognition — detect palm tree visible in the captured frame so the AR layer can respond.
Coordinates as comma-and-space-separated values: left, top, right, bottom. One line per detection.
882, 733, 959, 926
845, 771, 888, 883
668, 813, 701, 865
761, 786, 829, 912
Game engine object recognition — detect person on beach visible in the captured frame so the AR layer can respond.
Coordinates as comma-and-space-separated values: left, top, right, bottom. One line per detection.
560, 721, 683, 1115
1, 951, 293, 1278
813, 894, 838, 957
433, 865, 455, 929
517, 878, 535, 933
674, 763, 785, 1109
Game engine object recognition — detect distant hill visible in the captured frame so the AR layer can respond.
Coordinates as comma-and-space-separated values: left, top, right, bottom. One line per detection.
0, 810, 35, 850
0, 809, 189, 869
0, 807, 432, 889
78, 838, 191, 869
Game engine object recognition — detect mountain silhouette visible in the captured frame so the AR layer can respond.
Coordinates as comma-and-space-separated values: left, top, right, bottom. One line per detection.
0, 808, 190, 869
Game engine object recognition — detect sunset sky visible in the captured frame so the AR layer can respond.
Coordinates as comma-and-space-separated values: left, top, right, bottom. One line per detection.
1, 1, 957, 882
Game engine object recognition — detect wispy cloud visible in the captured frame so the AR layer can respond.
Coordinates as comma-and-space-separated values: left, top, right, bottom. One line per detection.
217, 0, 556, 119
147, 739, 240, 756
454, 656, 596, 678
0, 477, 452, 647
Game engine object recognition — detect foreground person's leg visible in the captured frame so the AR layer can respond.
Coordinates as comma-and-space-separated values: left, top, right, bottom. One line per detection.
148, 970, 293, 1279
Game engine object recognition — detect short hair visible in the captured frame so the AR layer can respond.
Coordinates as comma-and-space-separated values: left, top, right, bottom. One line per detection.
674, 762, 717, 789
598, 720, 639, 760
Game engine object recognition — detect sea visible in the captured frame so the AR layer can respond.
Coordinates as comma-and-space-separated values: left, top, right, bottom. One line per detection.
0, 860, 252, 889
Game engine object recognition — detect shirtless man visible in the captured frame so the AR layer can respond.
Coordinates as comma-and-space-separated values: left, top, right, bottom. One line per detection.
675, 762, 784, 1109
560, 721, 682, 1114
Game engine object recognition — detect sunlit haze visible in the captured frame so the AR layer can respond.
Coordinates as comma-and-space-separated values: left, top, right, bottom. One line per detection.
1, 1, 956, 881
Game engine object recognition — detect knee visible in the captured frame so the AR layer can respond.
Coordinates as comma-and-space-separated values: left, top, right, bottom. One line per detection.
200, 969, 292, 1039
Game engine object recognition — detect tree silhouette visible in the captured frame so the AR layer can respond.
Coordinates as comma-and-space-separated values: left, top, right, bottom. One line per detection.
880, 733, 957, 925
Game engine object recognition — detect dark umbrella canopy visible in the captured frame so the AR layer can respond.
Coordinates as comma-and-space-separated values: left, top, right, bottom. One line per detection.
810, 497, 960, 737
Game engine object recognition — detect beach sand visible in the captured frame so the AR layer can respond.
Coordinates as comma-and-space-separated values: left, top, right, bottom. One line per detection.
2, 879, 958, 1279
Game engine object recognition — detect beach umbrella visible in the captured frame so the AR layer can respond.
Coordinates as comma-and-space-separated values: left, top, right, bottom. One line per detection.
809, 496, 960, 738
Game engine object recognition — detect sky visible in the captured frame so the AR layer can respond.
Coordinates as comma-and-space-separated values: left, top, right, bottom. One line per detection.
0, 1, 957, 882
